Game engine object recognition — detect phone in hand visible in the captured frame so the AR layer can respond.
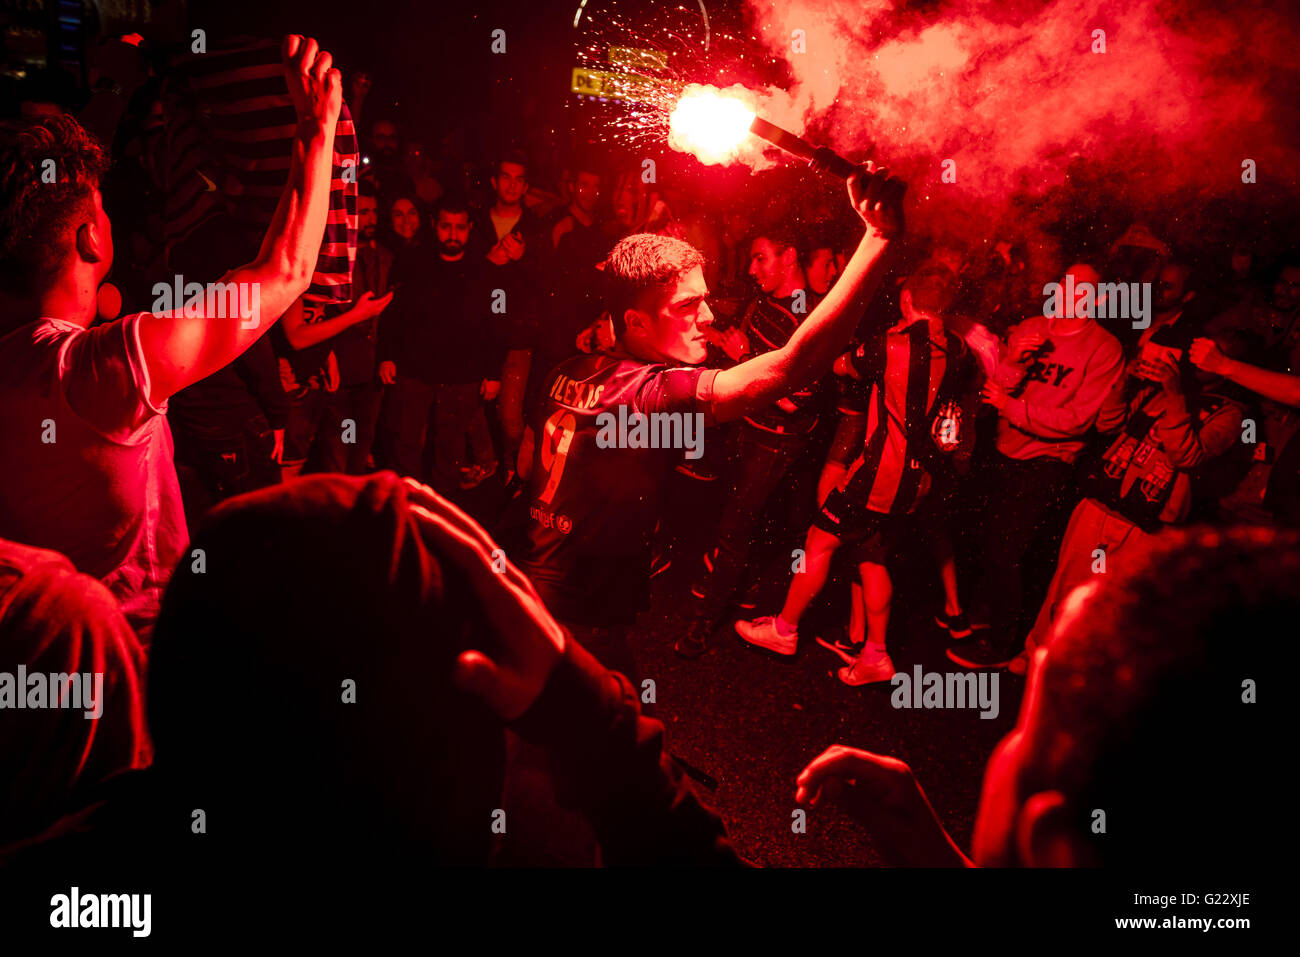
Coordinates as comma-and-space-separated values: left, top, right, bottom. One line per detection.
1137, 341, 1183, 380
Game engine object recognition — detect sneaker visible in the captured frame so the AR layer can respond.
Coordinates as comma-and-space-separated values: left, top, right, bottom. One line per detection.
811, 634, 863, 665
934, 609, 973, 640
735, 578, 761, 611
735, 616, 798, 656
1007, 651, 1029, 676
838, 646, 896, 686
675, 619, 711, 659
946, 637, 1015, 670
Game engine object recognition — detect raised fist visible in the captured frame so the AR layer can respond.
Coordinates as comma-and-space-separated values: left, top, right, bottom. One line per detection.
282, 35, 342, 130
847, 161, 906, 240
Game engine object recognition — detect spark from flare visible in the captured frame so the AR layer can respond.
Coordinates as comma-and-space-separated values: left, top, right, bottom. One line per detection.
569, 5, 788, 165
667, 84, 758, 166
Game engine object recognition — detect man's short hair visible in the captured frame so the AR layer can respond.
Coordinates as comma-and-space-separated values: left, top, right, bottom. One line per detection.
1033, 526, 1290, 867
494, 149, 528, 178
751, 216, 804, 258
601, 233, 705, 337
433, 193, 470, 221
902, 264, 958, 317
0, 114, 108, 297
801, 221, 837, 267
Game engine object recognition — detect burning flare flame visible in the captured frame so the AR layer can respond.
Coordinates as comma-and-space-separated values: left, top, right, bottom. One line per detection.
668, 83, 758, 166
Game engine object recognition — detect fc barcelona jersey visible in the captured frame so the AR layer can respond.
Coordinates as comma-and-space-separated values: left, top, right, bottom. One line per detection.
515, 351, 718, 626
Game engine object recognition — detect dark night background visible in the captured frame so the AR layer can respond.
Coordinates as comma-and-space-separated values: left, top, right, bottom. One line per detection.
0, 0, 1291, 873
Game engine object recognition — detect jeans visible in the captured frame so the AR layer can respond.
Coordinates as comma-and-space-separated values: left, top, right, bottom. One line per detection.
432, 381, 496, 494
391, 378, 496, 490
306, 382, 382, 475
1025, 497, 1160, 653
974, 452, 1078, 653
283, 385, 325, 466
174, 415, 281, 525
390, 377, 439, 482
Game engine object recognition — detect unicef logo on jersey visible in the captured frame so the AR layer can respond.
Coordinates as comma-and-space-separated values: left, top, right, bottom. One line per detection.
529, 505, 573, 535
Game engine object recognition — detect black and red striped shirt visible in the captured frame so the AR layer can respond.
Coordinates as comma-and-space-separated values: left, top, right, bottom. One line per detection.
161, 39, 358, 306
734, 292, 830, 434
837, 320, 978, 515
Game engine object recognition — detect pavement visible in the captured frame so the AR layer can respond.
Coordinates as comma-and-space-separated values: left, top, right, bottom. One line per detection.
465, 464, 1026, 868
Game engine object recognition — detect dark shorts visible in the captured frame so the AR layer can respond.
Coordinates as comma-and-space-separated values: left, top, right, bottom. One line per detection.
814, 486, 950, 565
813, 486, 887, 545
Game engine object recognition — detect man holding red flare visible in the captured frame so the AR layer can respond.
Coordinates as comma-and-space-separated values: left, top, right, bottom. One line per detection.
514, 162, 906, 673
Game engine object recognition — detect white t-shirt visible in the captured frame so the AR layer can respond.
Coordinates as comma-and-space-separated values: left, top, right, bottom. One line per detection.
490, 208, 521, 242
0, 313, 187, 640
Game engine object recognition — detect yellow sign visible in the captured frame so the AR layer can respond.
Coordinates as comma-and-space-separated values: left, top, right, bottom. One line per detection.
571, 67, 664, 104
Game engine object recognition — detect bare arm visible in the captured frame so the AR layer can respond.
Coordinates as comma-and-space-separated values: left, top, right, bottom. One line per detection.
136, 36, 343, 406
282, 291, 391, 350
499, 347, 532, 450
706, 166, 903, 424
1192, 337, 1300, 408
1224, 360, 1300, 407
796, 745, 973, 868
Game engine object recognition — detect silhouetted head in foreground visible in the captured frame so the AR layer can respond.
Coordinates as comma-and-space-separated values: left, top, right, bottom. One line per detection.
149, 472, 504, 868
974, 526, 1290, 868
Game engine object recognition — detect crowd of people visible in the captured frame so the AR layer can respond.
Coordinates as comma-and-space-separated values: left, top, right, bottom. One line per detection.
0, 31, 1288, 884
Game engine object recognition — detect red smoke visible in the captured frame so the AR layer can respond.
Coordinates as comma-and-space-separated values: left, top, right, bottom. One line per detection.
742, 0, 1300, 243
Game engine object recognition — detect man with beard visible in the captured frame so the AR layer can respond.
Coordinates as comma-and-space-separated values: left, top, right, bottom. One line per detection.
379, 194, 500, 491
1209, 259, 1300, 355
1134, 261, 1197, 351
283, 182, 395, 474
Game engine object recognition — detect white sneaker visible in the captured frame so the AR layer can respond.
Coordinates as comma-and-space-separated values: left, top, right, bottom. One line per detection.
735, 616, 798, 655
838, 646, 896, 686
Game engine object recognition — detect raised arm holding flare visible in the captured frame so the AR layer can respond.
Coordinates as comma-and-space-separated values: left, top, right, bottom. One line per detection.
705, 165, 904, 423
